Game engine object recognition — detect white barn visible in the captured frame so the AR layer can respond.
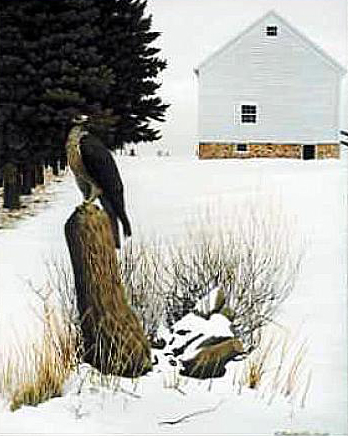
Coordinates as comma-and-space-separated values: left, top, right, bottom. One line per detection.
196, 10, 346, 160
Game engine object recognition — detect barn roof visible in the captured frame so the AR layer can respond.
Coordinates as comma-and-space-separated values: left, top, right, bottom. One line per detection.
196, 10, 346, 76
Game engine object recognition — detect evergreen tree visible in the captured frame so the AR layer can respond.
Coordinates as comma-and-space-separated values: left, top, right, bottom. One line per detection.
94, 0, 168, 150
0, 1, 30, 165
0, 1, 33, 206
14, 0, 116, 159
0, 0, 168, 208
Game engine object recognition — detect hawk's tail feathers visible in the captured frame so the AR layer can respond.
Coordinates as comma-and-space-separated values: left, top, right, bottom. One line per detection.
100, 195, 131, 248
118, 209, 132, 237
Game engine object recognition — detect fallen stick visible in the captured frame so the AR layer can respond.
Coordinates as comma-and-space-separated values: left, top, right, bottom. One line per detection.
158, 400, 223, 426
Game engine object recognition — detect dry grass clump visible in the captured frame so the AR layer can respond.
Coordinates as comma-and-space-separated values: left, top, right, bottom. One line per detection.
0, 270, 81, 412
232, 328, 312, 408
163, 368, 188, 395
1, 304, 79, 412
120, 241, 165, 342
243, 333, 275, 390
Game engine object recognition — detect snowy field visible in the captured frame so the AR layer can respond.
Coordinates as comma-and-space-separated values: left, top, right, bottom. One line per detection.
0, 154, 347, 435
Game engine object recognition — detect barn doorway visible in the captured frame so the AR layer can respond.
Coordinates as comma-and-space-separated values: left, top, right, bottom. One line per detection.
303, 145, 315, 160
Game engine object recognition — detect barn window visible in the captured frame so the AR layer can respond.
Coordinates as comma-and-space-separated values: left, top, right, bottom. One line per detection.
241, 104, 257, 124
236, 143, 248, 152
266, 25, 278, 36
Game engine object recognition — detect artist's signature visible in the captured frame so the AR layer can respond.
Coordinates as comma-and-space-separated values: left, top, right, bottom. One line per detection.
274, 431, 329, 436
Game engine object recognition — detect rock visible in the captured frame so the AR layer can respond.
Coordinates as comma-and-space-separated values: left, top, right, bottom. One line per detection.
180, 337, 244, 379
196, 336, 233, 349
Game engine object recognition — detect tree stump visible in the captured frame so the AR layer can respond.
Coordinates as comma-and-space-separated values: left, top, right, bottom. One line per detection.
65, 203, 152, 377
3, 162, 21, 209
35, 163, 45, 186
21, 163, 36, 195
50, 159, 59, 176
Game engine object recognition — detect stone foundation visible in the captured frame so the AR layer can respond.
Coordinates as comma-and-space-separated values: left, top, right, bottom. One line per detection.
198, 142, 340, 160
316, 144, 340, 159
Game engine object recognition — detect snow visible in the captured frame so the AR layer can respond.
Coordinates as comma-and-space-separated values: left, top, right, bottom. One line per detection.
0, 153, 347, 435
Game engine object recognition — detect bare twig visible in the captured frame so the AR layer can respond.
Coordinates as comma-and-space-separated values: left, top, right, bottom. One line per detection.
159, 400, 224, 426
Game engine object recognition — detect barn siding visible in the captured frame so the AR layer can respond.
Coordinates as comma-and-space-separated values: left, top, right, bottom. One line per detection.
198, 13, 342, 146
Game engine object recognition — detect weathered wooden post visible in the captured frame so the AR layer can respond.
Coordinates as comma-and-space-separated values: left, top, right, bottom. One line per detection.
65, 203, 152, 377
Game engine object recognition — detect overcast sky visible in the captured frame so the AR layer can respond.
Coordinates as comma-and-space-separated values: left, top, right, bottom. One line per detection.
145, 0, 347, 156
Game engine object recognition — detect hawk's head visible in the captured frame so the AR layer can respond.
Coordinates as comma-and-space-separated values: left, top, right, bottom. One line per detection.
66, 115, 89, 152
72, 114, 89, 125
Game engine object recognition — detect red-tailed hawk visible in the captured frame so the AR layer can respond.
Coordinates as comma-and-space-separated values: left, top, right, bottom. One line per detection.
65, 115, 131, 247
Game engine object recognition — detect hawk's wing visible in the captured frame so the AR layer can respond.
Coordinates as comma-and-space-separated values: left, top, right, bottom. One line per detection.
79, 133, 132, 239
79, 133, 124, 197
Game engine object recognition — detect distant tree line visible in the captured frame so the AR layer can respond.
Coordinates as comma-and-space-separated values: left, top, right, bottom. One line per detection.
0, 0, 168, 209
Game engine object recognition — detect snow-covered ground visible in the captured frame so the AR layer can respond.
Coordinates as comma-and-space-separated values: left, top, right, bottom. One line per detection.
0, 154, 347, 435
